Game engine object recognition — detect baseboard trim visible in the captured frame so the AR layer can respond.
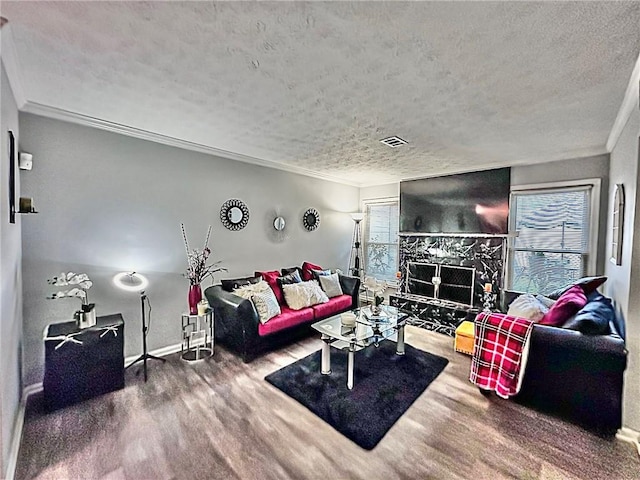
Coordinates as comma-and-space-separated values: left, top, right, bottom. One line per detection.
616, 427, 640, 456
124, 342, 182, 367
5, 345, 181, 479
5, 383, 43, 480
4, 398, 25, 480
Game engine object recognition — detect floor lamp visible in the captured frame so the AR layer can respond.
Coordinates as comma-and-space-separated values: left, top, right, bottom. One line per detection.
349, 212, 365, 279
113, 272, 165, 382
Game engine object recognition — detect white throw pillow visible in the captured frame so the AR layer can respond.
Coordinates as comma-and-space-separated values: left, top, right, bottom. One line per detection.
233, 280, 270, 300
318, 273, 343, 298
252, 289, 281, 324
282, 280, 329, 310
535, 294, 557, 309
507, 294, 549, 322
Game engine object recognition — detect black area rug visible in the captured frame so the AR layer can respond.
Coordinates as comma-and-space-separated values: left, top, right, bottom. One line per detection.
265, 340, 449, 449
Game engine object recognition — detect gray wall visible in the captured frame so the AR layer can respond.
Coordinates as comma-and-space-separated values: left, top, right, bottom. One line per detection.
0, 61, 23, 477
359, 183, 399, 205
605, 107, 640, 431
19, 113, 359, 386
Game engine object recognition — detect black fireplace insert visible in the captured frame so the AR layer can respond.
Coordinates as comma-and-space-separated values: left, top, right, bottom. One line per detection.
406, 262, 475, 306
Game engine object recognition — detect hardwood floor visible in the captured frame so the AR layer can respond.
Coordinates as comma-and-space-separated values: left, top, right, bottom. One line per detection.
15, 326, 640, 480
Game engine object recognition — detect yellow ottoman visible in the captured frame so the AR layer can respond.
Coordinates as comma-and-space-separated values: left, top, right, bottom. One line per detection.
455, 321, 475, 355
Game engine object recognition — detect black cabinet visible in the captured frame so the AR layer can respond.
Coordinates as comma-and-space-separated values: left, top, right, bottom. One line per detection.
44, 314, 125, 410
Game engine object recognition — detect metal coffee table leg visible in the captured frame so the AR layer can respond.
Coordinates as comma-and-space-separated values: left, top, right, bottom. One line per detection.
347, 342, 355, 390
396, 324, 406, 355
321, 334, 331, 374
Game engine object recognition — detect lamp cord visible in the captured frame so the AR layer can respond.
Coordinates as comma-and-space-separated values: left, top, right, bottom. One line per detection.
145, 294, 153, 332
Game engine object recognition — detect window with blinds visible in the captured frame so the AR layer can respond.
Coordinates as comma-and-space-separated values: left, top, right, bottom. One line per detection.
508, 186, 592, 294
364, 200, 399, 283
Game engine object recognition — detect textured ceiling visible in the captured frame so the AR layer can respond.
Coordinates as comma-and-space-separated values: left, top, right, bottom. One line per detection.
2, 1, 640, 186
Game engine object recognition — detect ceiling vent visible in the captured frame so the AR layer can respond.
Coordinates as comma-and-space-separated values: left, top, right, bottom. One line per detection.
380, 136, 408, 148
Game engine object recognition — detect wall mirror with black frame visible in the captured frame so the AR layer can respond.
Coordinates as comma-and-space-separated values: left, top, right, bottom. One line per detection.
302, 208, 320, 231
220, 199, 250, 231
8, 131, 16, 224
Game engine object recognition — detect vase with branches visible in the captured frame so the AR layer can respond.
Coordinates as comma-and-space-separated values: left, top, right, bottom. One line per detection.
181, 223, 226, 314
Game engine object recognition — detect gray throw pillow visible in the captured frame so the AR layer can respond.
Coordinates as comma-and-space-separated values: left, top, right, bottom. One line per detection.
318, 273, 343, 298
252, 289, 281, 324
281, 266, 303, 277
311, 268, 332, 279
545, 276, 607, 299
221, 275, 261, 292
278, 270, 302, 286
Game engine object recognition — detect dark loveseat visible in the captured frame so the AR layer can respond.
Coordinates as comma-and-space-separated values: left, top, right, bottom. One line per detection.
502, 288, 627, 435
205, 265, 360, 362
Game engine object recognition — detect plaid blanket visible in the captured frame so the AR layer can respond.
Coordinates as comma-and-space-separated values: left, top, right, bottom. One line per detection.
469, 312, 535, 399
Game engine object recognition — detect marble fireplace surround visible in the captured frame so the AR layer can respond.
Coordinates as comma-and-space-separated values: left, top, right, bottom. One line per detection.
391, 234, 507, 336
397, 234, 507, 309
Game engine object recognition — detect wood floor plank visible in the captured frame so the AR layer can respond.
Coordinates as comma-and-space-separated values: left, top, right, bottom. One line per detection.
15, 326, 640, 480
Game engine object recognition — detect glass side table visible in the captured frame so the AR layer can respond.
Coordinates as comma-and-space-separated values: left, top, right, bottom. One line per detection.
181, 310, 214, 362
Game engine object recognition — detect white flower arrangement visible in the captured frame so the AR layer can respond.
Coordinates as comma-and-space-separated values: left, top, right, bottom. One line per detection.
364, 277, 388, 307
47, 272, 93, 305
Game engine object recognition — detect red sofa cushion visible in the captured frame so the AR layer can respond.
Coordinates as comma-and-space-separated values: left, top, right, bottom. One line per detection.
540, 285, 587, 326
311, 294, 352, 319
258, 306, 314, 336
301, 261, 323, 281
255, 270, 284, 305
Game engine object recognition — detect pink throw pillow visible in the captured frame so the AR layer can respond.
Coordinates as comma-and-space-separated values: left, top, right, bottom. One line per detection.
301, 261, 323, 281
539, 285, 587, 326
255, 270, 284, 305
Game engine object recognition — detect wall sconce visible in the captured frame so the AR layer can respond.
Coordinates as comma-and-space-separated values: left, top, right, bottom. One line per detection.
273, 216, 286, 231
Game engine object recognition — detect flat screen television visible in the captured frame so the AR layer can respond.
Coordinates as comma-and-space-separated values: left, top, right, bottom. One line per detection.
400, 167, 511, 234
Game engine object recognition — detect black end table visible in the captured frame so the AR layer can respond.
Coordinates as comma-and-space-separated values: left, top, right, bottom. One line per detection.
44, 313, 125, 410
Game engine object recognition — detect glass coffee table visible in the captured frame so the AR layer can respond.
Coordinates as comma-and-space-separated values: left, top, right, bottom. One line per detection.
311, 305, 409, 390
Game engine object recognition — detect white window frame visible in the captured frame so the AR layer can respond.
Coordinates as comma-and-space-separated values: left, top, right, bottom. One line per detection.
507, 178, 600, 289
362, 197, 400, 286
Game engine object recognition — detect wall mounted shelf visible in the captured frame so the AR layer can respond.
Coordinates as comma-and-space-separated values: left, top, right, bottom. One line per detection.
7, 130, 37, 223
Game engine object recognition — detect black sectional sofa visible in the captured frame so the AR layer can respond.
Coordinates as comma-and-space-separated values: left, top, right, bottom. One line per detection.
502, 289, 627, 434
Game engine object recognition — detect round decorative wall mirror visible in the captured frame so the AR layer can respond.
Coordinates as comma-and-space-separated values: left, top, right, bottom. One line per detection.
228, 206, 243, 223
302, 208, 320, 231
220, 199, 250, 231
274, 216, 286, 231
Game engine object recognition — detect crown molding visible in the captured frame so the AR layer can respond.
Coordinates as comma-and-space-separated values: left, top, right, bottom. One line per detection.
0, 24, 27, 109
607, 52, 640, 152
18, 99, 614, 190
386, 145, 609, 186
20, 101, 362, 187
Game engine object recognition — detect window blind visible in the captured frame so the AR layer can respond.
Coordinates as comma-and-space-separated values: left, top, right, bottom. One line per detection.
509, 186, 592, 293
364, 201, 399, 282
